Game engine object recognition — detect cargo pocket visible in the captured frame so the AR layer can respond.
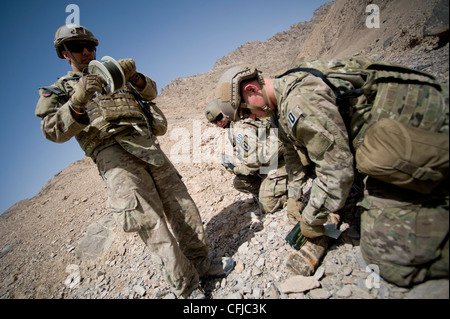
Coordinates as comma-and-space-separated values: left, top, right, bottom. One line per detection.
260, 174, 288, 213
413, 206, 449, 265
271, 175, 288, 198
296, 118, 334, 159
360, 207, 416, 266
108, 191, 146, 233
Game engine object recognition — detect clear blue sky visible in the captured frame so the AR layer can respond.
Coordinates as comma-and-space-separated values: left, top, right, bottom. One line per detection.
0, 0, 330, 214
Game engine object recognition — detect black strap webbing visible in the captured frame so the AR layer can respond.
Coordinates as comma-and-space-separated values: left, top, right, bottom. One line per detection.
276, 67, 367, 148
277, 67, 341, 98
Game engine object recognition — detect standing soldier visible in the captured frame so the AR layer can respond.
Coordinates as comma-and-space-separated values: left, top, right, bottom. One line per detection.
212, 59, 449, 287
35, 25, 211, 298
205, 99, 288, 214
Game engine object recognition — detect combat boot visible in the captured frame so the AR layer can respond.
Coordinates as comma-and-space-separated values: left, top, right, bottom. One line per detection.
181, 282, 207, 299
185, 287, 207, 299
204, 257, 236, 278
286, 236, 329, 276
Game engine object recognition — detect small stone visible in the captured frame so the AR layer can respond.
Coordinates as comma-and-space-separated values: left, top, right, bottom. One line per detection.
279, 276, 320, 294
349, 285, 373, 299
324, 264, 340, 276
253, 288, 262, 298
134, 285, 146, 297
336, 285, 352, 298
252, 267, 262, 276
309, 288, 331, 299
255, 257, 265, 268
314, 265, 325, 280
237, 243, 249, 254
266, 285, 280, 299
235, 260, 245, 274
343, 266, 353, 276
118, 246, 126, 256
225, 292, 243, 299
64, 264, 81, 289
405, 280, 449, 299
342, 276, 356, 285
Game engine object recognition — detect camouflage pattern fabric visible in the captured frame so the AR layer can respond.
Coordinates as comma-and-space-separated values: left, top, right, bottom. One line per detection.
259, 163, 288, 213
232, 173, 261, 196
36, 71, 209, 297
359, 178, 449, 286
36, 71, 158, 158
233, 161, 288, 213
96, 144, 209, 296
272, 58, 449, 286
228, 118, 288, 213
274, 74, 355, 226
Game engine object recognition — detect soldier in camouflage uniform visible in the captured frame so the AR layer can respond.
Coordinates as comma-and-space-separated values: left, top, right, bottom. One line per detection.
35, 25, 210, 298
205, 99, 288, 213
213, 60, 448, 287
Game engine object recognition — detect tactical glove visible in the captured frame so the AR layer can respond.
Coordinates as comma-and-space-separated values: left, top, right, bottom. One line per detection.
222, 162, 235, 173
300, 218, 325, 239
286, 198, 304, 225
221, 154, 236, 173
71, 74, 104, 106
118, 59, 137, 81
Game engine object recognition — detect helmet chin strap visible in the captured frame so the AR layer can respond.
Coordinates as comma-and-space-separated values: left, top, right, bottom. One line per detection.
240, 84, 274, 118
63, 43, 91, 73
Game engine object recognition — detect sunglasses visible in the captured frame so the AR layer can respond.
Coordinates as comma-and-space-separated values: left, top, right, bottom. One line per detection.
65, 41, 96, 53
212, 113, 224, 124
241, 108, 251, 118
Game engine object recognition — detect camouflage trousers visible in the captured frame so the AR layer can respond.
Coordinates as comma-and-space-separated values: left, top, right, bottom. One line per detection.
233, 168, 288, 213
96, 144, 210, 297
359, 177, 449, 287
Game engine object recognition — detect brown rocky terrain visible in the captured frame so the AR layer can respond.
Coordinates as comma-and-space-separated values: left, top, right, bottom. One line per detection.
1, 0, 449, 300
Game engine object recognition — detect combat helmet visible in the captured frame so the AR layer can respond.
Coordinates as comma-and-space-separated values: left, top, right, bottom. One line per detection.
215, 64, 272, 121
205, 99, 223, 122
54, 25, 98, 59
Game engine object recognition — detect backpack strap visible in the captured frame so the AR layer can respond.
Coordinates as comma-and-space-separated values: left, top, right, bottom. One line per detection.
280, 67, 363, 141
277, 67, 341, 98
39, 86, 65, 96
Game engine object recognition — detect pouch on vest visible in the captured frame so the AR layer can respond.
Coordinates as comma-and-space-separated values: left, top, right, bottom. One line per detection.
356, 118, 449, 194
141, 100, 168, 136
127, 83, 168, 136
97, 92, 144, 122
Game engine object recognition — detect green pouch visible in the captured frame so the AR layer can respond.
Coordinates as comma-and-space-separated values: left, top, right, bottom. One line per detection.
356, 118, 449, 194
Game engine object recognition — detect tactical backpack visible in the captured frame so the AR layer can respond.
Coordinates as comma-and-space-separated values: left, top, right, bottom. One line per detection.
278, 57, 449, 194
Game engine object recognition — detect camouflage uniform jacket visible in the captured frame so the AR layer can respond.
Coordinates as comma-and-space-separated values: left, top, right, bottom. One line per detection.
273, 73, 355, 226
35, 71, 164, 166
228, 117, 285, 176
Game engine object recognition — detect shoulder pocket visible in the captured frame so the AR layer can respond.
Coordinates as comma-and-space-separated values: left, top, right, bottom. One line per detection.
296, 118, 334, 159
35, 86, 68, 118
40, 86, 65, 97
287, 106, 334, 159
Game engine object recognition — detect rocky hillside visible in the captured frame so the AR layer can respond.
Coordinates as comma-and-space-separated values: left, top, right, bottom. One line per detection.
1, 0, 448, 300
